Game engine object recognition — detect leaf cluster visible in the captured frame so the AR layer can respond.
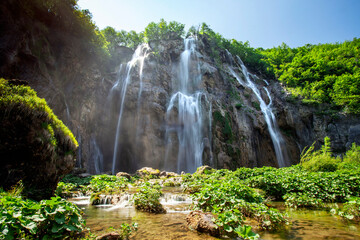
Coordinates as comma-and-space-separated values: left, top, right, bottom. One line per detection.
86, 175, 129, 195
261, 38, 360, 113
0, 190, 85, 239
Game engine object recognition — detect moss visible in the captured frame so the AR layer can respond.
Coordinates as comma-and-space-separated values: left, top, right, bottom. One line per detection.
252, 101, 261, 111
227, 88, 242, 101
0, 78, 78, 148
235, 103, 243, 109
213, 110, 233, 143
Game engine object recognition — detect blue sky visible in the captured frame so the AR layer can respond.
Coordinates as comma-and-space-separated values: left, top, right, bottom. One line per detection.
77, 0, 360, 49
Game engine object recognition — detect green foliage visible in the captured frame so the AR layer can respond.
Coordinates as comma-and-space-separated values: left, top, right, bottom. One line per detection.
0, 78, 78, 149
235, 225, 260, 240
343, 143, 360, 164
55, 182, 77, 198
283, 192, 324, 209
132, 183, 166, 213
144, 19, 185, 42
86, 175, 129, 195
332, 197, 360, 221
60, 174, 93, 187
101, 27, 144, 55
300, 137, 341, 172
252, 101, 261, 111
261, 38, 360, 113
107, 223, 138, 240
197, 23, 273, 78
183, 170, 287, 238
244, 166, 360, 203
213, 111, 233, 143
0, 190, 85, 239
19, 0, 112, 68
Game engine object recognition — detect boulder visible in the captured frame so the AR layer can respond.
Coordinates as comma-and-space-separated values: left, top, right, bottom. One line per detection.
116, 172, 132, 180
136, 167, 161, 178
186, 211, 220, 237
159, 171, 179, 178
195, 165, 214, 175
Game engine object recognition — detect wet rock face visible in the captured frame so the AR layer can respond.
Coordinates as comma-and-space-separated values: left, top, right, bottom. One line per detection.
2, 0, 359, 173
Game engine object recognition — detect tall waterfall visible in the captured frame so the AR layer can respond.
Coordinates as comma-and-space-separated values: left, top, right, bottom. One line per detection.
110, 44, 150, 174
164, 38, 212, 173
228, 54, 289, 167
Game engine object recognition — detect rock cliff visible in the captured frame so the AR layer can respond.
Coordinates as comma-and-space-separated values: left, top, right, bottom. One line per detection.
1, 1, 359, 174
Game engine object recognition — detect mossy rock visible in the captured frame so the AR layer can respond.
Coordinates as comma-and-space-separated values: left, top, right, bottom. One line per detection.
136, 167, 161, 178
0, 78, 78, 200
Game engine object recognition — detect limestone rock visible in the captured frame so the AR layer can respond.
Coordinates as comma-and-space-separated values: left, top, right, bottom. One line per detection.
160, 171, 179, 178
116, 172, 132, 180
136, 167, 161, 177
195, 165, 214, 174
186, 211, 220, 237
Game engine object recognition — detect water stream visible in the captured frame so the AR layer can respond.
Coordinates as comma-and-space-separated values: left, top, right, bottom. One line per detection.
164, 38, 211, 173
228, 54, 289, 167
70, 193, 360, 240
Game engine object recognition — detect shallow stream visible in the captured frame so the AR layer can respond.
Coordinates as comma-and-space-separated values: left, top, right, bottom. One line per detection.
70, 192, 360, 240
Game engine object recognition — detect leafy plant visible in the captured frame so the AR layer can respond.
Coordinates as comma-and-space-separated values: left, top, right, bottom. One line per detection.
86, 174, 129, 195
284, 192, 324, 209
55, 182, 78, 198
332, 197, 360, 221
300, 137, 340, 172
0, 190, 86, 239
132, 183, 166, 213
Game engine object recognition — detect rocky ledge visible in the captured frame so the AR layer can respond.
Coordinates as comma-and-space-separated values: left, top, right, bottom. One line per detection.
0, 79, 78, 200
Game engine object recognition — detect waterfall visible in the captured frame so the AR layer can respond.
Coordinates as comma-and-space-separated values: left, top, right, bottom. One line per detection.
164, 38, 211, 173
110, 44, 150, 175
90, 136, 104, 174
228, 54, 289, 167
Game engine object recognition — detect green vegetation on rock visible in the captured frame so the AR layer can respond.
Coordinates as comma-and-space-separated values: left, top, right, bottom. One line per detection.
133, 182, 166, 214
0, 78, 78, 148
261, 39, 360, 113
0, 79, 78, 200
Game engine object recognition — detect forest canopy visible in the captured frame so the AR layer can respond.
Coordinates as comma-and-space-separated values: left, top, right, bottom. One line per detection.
261, 39, 360, 113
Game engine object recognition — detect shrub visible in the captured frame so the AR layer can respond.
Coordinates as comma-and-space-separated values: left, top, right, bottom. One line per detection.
300, 137, 340, 172
132, 183, 166, 213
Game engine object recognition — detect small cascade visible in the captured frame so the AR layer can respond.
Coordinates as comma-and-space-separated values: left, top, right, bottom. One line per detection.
160, 192, 192, 212
90, 136, 104, 174
165, 38, 211, 173
110, 44, 150, 174
69, 196, 90, 205
227, 53, 289, 167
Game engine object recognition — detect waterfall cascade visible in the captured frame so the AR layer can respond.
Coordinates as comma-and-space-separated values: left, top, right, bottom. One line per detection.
110, 44, 150, 174
227, 53, 289, 167
164, 38, 212, 173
